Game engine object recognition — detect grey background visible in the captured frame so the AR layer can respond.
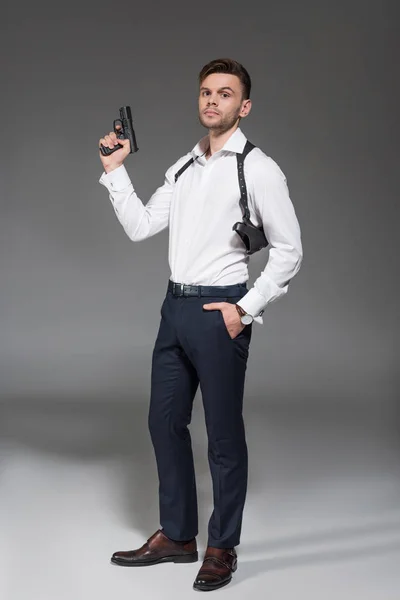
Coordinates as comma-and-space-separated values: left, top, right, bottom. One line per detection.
1, 1, 399, 599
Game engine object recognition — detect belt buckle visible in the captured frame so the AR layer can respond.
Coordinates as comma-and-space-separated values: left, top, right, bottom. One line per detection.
174, 282, 184, 297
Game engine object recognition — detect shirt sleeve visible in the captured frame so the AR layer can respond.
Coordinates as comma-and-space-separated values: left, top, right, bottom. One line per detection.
236, 157, 303, 324
98, 163, 176, 241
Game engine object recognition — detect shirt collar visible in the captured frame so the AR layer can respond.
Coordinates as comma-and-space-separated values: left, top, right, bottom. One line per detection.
191, 127, 248, 158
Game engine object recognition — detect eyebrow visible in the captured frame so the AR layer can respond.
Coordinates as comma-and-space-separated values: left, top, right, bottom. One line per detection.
200, 86, 236, 93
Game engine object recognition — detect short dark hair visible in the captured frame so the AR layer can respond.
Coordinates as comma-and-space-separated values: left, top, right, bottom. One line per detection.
198, 58, 251, 101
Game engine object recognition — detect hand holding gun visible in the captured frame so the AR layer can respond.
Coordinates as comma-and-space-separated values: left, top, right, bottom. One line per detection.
99, 106, 138, 173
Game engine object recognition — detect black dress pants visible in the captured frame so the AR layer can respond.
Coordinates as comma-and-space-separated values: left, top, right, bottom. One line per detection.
148, 280, 253, 548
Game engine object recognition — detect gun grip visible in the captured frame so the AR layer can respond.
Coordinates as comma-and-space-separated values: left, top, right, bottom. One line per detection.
100, 141, 124, 156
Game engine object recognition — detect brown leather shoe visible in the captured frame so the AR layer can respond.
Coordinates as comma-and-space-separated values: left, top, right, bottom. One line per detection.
110, 529, 198, 567
193, 546, 237, 591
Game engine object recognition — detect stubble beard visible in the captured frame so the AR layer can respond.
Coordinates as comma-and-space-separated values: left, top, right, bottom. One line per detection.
198, 106, 242, 134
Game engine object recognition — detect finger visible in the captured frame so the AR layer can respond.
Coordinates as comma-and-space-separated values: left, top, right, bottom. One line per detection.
109, 132, 120, 146
104, 134, 114, 149
203, 302, 225, 310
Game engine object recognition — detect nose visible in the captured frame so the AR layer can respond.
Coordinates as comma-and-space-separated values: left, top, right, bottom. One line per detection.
206, 94, 218, 106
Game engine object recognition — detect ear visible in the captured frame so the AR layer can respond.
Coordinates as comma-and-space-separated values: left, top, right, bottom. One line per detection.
239, 98, 252, 118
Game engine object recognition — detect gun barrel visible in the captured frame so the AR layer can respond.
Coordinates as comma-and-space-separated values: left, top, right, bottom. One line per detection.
119, 106, 132, 120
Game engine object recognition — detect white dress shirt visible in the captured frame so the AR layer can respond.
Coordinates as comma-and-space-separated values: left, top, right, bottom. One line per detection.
98, 127, 303, 325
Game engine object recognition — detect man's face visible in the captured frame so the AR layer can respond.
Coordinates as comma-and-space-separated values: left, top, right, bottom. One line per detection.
198, 73, 251, 133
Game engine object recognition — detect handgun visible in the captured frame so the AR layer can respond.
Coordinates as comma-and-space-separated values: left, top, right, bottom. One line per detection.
99, 106, 139, 156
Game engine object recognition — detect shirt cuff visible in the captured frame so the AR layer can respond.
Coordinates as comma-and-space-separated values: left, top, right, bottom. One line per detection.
99, 164, 132, 191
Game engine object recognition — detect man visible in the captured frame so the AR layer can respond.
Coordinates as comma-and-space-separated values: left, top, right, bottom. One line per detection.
98, 58, 303, 592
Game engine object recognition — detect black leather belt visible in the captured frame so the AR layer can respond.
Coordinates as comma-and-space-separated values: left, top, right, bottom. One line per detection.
168, 279, 247, 298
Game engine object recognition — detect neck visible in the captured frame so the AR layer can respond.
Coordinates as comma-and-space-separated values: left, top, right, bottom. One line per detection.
205, 122, 239, 159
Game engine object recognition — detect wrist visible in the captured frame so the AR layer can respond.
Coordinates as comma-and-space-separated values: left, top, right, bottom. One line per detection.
104, 163, 123, 174
235, 304, 247, 317
235, 303, 254, 325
